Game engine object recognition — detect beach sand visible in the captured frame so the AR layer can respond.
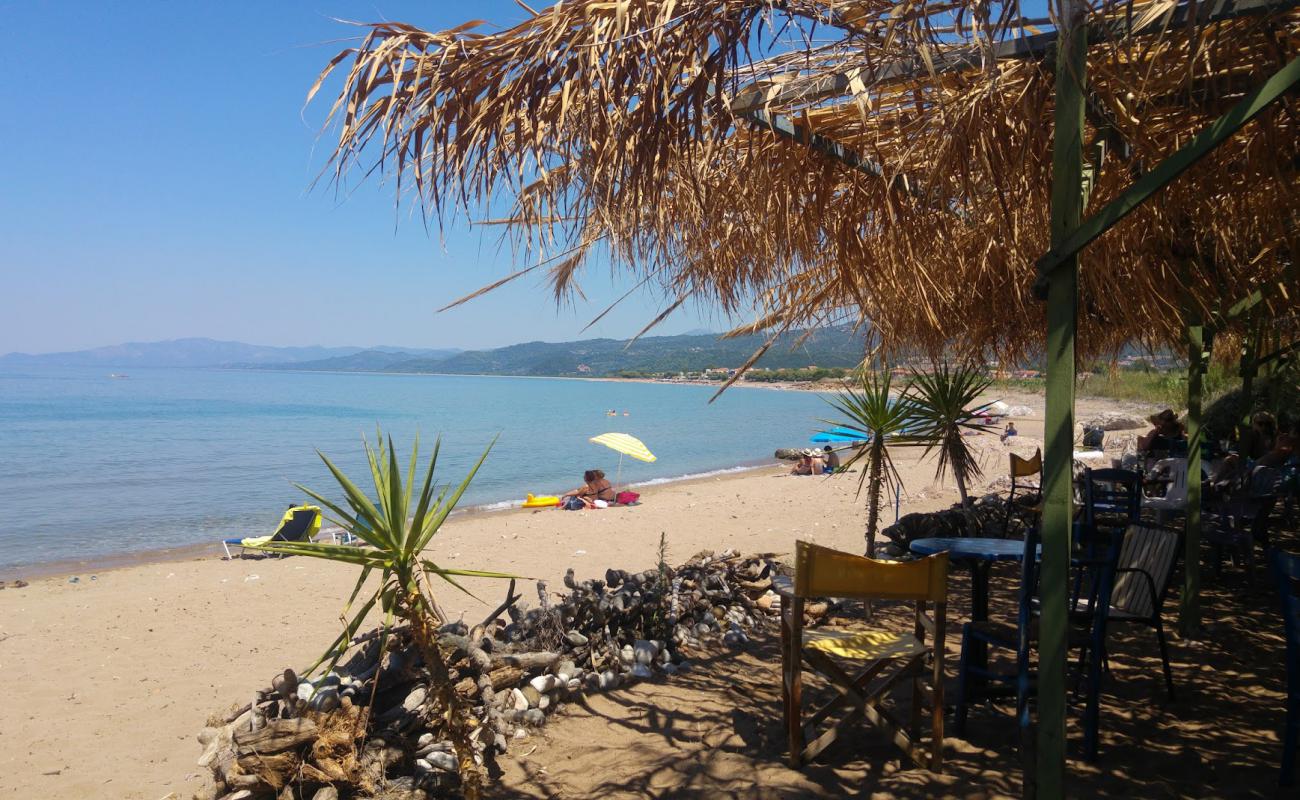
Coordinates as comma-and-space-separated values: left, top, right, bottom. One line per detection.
0, 393, 1153, 798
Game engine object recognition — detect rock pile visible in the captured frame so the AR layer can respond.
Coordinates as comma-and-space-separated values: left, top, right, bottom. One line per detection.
196, 550, 799, 800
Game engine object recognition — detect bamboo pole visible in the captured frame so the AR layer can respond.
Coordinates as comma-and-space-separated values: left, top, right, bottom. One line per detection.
1038, 0, 1088, 794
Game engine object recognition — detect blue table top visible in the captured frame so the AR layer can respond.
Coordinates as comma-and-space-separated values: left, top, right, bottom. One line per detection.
909, 537, 1029, 561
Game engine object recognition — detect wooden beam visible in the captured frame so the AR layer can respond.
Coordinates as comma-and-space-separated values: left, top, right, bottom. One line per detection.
740, 109, 887, 179
1034, 55, 1300, 290
737, 108, 928, 199
730, 0, 1299, 115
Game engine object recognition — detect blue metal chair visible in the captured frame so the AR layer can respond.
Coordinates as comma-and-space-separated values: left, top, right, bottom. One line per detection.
954, 523, 1118, 762
1272, 549, 1300, 787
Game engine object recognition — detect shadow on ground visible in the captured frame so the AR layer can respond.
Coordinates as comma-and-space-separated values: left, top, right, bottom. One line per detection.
490, 527, 1296, 799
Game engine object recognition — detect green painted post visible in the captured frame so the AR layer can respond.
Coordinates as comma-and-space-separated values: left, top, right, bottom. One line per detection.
1039, 1, 1088, 796
1240, 323, 1259, 431
1180, 320, 1210, 635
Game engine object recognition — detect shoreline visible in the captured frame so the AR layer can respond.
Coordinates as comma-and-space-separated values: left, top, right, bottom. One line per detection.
221, 365, 838, 393
0, 459, 782, 584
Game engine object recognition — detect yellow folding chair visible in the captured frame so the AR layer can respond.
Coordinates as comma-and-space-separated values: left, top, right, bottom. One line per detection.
1002, 448, 1042, 535
780, 541, 949, 771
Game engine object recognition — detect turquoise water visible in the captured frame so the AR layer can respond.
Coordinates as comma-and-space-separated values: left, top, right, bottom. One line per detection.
0, 367, 833, 573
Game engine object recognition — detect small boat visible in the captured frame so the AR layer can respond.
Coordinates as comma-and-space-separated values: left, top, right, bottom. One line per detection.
108, 373, 130, 379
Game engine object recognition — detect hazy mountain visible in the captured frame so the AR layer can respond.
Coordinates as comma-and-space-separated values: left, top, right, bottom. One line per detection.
0, 338, 457, 368
275, 328, 867, 377
246, 348, 460, 373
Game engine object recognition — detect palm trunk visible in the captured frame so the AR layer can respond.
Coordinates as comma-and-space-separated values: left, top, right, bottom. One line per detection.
407, 591, 484, 800
864, 437, 885, 557
948, 429, 971, 508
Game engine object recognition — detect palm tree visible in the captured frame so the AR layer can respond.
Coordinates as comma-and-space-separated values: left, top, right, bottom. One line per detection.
905, 363, 996, 508
823, 370, 917, 556
252, 430, 518, 800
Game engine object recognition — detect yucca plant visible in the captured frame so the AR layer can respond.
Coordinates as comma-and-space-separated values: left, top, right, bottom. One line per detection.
905, 363, 996, 508
823, 369, 918, 556
251, 429, 518, 800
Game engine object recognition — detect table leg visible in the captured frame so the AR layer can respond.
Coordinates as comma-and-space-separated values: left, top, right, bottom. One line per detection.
969, 560, 993, 678
971, 560, 993, 622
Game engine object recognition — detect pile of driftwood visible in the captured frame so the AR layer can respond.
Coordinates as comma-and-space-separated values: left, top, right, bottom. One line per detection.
196, 549, 817, 800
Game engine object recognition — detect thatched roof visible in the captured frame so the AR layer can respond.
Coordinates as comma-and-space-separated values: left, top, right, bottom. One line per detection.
312, 0, 1299, 363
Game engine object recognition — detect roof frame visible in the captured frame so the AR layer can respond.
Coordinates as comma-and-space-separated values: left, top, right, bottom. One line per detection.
730, 0, 1300, 115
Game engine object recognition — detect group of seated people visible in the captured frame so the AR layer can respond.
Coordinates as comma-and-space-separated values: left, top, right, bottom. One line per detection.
1210, 410, 1296, 491
1137, 406, 1296, 494
790, 446, 841, 476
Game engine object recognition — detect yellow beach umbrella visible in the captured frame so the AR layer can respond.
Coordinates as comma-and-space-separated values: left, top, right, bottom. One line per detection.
590, 432, 655, 492
590, 432, 656, 463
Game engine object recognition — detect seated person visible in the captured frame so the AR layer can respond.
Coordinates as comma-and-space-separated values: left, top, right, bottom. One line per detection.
821, 445, 841, 473
1237, 410, 1278, 461
1138, 409, 1186, 452
1256, 415, 1294, 469
790, 454, 812, 476
1001, 421, 1018, 442
1210, 411, 1281, 488
561, 469, 616, 508
791, 450, 823, 475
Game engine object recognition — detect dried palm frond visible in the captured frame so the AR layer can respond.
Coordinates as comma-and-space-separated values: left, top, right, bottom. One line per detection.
309, 0, 1299, 366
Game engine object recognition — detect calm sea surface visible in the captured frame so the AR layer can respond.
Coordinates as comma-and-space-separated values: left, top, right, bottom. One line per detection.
0, 367, 833, 572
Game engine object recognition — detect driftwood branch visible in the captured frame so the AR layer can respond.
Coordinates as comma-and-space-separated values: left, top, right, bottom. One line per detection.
475, 578, 521, 632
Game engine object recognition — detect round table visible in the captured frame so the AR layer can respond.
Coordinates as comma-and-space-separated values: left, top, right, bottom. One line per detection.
909, 537, 1029, 623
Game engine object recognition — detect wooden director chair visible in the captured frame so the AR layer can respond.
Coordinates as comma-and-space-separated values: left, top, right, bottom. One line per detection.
779, 541, 949, 771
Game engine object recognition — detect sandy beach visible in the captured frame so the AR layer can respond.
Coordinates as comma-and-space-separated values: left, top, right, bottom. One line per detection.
0, 392, 1153, 798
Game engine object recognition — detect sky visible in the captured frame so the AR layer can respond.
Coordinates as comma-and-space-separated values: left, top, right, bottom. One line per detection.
0, 1, 722, 354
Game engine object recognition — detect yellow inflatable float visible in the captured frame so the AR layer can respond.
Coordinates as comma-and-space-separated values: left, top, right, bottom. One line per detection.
522, 493, 561, 508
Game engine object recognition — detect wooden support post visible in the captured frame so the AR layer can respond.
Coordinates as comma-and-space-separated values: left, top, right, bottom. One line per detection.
1239, 322, 1260, 432
1180, 319, 1211, 635
1038, 1, 1088, 796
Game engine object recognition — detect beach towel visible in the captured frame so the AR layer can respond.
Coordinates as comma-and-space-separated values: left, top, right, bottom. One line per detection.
616, 491, 640, 505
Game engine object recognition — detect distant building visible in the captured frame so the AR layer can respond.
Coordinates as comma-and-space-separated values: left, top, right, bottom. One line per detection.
576, 363, 591, 373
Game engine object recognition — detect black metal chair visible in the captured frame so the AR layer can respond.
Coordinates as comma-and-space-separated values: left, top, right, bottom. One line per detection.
954, 523, 1119, 762
1100, 523, 1182, 699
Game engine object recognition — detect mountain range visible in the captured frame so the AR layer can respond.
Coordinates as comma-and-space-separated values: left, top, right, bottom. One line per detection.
2, 328, 866, 376
244, 328, 866, 377
0, 338, 459, 368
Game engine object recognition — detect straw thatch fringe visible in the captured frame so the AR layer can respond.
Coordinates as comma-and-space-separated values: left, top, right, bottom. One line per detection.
311, 0, 1299, 364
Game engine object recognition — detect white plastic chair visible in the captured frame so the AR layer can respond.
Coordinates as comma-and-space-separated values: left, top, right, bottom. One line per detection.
1141, 457, 1188, 522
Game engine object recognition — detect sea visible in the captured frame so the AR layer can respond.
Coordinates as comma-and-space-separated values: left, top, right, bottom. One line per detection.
0, 366, 835, 574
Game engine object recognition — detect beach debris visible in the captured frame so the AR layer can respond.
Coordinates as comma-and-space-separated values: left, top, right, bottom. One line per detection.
195, 549, 800, 798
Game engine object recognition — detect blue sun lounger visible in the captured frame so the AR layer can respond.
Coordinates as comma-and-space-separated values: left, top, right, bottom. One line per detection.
221, 505, 323, 559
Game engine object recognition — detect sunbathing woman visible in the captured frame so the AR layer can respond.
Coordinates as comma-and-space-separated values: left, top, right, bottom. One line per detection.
561, 469, 617, 508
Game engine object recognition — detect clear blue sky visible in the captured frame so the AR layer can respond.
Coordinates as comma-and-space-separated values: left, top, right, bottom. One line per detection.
0, 1, 720, 354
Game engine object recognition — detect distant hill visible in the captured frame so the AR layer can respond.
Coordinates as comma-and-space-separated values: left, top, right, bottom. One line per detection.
0, 338, 458, 369
273, 328, 868, 377
248, 348, 461, 373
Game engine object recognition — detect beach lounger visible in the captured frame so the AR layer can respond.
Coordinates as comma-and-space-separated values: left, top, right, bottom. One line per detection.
221, 505, 322, 559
